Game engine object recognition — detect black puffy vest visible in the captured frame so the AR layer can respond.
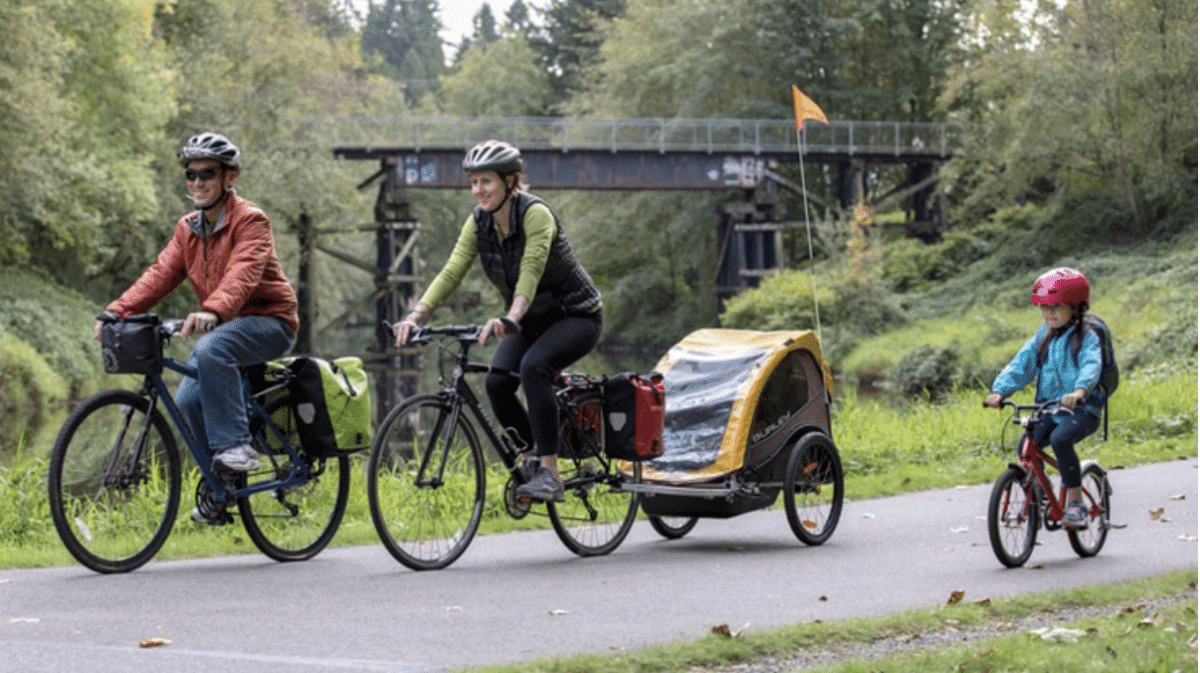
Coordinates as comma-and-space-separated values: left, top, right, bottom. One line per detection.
473, 192, 601, 321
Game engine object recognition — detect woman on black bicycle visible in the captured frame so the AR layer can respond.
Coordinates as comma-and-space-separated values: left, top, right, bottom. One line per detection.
984, 267, 1104, 529
393, 140, 603, 503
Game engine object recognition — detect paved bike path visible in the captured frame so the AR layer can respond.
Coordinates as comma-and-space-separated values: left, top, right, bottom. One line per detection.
1, 459, 1195, 672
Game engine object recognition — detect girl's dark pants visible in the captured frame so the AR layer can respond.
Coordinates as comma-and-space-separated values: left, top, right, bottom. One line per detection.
486, 310, 602, 457
1031, 410, 1100, 488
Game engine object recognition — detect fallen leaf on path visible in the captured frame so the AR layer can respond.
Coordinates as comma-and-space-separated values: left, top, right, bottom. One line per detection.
1149, 507, 1165, 520
946, 590, 965, 606
138, 637, 171, 648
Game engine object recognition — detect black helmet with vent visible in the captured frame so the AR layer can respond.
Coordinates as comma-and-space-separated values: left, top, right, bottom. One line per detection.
178, 132, 241, 168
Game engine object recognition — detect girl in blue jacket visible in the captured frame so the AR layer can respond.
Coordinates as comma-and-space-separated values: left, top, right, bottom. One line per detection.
985, 268, 1104, 529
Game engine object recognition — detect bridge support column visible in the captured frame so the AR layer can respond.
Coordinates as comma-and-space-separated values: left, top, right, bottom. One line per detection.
371, 160, 422, 420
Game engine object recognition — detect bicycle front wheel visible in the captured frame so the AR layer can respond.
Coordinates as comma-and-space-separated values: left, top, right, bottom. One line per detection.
368, 394, 486, 570
987, 466, 1039, 568
48, 390, 181, 573
238, 394, 351, 562
1067, 462, 1110, 558
783, 431, 844, 546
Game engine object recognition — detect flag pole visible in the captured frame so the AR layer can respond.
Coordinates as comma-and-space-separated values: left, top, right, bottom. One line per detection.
791, 85, 828, 344
796, 130, 822, 344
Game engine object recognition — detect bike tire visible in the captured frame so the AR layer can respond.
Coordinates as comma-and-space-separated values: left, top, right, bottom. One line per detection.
549, 460, 640, 556
646, 514, 699, 540
1067, 462, 1110, 558
987, 466, 1039, 567
548, 392, 640, 556
783, 431, 845, 546
367, 394, 486, 571
48, 389, 181, 574
238, 393, 351, 562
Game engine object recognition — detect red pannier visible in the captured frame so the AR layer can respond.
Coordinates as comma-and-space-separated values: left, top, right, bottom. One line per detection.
602, 372, 666, 461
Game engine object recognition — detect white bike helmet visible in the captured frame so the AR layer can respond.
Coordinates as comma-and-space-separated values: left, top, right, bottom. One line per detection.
462, 140, 522, 174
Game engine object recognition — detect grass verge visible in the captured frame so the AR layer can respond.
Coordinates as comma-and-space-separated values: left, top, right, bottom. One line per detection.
458, 569, 1198, 673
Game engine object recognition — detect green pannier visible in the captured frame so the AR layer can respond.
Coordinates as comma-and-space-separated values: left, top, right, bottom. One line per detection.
264, 356, 372, 457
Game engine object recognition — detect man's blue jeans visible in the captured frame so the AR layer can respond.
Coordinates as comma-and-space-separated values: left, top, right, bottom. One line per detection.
175, 315, 295, 456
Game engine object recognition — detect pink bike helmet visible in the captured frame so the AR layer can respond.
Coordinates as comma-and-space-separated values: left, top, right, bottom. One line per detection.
1031, 267, 1090, 306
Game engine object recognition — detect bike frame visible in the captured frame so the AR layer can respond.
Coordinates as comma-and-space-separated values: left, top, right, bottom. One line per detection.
1008, 403, 1103, 528
137, 355, 313, 504
414, 326, 619, 486
427, 334, 529, 475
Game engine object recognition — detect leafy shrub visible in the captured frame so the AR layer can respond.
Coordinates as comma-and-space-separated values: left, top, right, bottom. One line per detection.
888, 343, 961, 399
0, 269, 104, 398
0, 329, 68, 454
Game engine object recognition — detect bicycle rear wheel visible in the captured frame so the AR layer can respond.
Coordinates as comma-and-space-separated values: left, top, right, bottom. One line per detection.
48, 390, 181, 573
368, 394, 486, 570
549, 459, 640, 556
1067, 462, 1110, 558
238, 394, 351, 562
783, 431, 844, 546
549, 394, 640, 556
987, 466, 1039, 567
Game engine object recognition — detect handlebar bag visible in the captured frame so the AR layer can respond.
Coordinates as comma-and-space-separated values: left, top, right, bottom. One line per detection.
602, 371, 666, 461
99, 313, 163, 375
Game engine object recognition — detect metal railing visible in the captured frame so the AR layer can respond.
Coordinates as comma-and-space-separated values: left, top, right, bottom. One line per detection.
320, 115, 962, 158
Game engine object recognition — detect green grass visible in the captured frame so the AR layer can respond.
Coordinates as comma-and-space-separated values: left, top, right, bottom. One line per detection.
456, 569, 1197, 673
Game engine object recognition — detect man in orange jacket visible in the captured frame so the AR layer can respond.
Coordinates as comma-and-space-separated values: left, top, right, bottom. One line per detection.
96, 132, 299, 522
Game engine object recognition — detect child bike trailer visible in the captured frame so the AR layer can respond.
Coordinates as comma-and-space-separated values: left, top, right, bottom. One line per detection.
632, 328, 845, 545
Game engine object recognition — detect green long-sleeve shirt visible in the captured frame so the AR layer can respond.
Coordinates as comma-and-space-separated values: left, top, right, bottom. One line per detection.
418, 202, 555, 310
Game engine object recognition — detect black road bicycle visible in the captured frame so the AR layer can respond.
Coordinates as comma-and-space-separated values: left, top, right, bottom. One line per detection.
367, 323, 641, 570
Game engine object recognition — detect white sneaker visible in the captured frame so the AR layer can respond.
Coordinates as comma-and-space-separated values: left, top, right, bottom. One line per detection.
213, 443, 261, 471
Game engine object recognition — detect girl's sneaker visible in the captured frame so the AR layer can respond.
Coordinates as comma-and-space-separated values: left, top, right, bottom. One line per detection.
1064, 500, 1088, 530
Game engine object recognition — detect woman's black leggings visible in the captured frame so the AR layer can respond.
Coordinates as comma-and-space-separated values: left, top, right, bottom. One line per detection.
486, 311, 602, 457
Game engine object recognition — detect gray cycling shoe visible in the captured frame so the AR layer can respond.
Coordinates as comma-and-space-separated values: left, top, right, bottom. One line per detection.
213, 443, 261, 471
1063, 500, 1089, 530
515, 469, 565, 503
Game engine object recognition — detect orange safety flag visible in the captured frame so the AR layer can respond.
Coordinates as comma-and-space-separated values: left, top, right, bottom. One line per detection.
791, 85, 828, 131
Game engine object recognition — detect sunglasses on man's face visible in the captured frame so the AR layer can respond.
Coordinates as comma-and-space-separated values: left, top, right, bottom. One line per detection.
184, 167, 220, 182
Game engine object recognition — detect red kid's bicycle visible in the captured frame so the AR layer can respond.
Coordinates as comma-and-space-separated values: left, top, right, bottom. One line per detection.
986, 400, 1113, 568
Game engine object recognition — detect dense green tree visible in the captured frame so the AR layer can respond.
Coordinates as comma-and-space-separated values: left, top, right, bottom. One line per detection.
529, 0, 625, 113
940, 0, 1198, 228
438, 33, 552, 116
361, 0, 445, 104
0, 0, 174, 291
842, 0, 967, 121
504, 0, 534, 34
